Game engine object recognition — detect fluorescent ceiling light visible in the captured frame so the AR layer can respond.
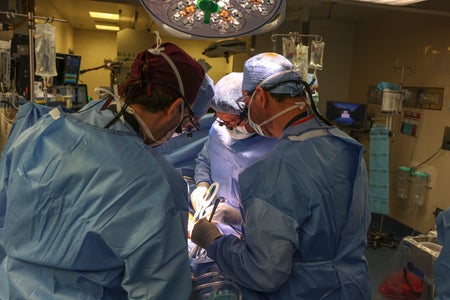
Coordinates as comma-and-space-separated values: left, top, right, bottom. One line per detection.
95, 24, 120, 31
353, 0, 427, 5
140, 0, 286, 39
89, 11, 120, 20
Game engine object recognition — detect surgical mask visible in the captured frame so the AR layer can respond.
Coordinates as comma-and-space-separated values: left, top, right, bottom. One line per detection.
228, 125, 254, 140
248, 90, 306, 137
127, 101, 184, 146
158, 125, 179, 145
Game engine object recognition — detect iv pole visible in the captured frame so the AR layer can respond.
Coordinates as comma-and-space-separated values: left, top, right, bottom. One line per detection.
0, 10, 68, 102
271, 32, 323, 43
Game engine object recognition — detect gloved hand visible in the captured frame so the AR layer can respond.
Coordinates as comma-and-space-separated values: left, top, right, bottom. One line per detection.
191, 218, 222, 249
190, 182, 210, 211
203, 203, 242, 226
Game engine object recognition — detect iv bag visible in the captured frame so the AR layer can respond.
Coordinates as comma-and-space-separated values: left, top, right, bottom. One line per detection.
282, 37, 296, 61
309, 40, 325, 70
34, 23, 57, 77
293, 44, 308, 81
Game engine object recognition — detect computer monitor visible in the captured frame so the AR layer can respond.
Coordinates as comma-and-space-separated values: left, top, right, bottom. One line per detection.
61, 54, 81, 85
52, 54, 66, 86
36, 53, 82, 87
326, 101, 367, 130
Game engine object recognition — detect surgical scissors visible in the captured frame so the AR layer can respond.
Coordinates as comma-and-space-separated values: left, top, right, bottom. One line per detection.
193, 182, 220, 221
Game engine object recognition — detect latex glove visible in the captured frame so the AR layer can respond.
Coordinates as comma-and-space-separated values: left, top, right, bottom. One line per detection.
191, 218, 222, 249
190, 183, 210, 211
203, 203, 242, 226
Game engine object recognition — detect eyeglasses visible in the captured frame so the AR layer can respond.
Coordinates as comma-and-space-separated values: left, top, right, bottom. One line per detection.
215, 116, 245, 130
216, 119, 234, 130
234, 93, 253, 122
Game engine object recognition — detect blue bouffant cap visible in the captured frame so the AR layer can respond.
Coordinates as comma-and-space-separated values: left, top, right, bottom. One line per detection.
211, 72, 243, 115
191, 73, 214, 118
259, 70, 306, 97
242, 52, 293, 92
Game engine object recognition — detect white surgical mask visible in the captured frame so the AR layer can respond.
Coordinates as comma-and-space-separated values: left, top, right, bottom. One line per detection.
247, 90, 306, 137
247, 91, 265, 136
228, 125, 254, 140
127, 102, 184, 146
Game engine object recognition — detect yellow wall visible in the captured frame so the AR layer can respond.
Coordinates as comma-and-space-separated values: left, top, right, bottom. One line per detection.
73, 30, 117, 98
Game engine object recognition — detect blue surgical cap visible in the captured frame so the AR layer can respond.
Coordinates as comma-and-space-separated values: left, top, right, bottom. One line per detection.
259, 70, 305, 97
211, 72, 243, 115
242, 53, 293, 92
192, 73, 214, 118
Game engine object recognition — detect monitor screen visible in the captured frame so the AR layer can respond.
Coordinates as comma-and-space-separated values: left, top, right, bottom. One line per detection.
37, 53, 82, 87
52, 54, 66, 86
62, 54, 81, 85
326, 101, 367, 129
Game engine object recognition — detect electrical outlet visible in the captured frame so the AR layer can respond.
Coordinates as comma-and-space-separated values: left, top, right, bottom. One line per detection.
442, 126, 450, 150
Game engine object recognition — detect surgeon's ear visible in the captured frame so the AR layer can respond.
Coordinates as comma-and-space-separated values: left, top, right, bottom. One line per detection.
255, 86, 269, 109
166, 98, 183, 119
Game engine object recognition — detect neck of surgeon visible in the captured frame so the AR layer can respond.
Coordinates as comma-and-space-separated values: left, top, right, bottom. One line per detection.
263, 95, 310, 138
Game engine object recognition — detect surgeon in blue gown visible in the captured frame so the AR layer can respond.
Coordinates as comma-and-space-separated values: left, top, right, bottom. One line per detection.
190, 72, 277, 234
191, 53, 371, 299
0, 42, 205, 299
435, 207, 450, 300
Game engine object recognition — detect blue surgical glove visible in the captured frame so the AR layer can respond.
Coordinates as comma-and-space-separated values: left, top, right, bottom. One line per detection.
191, 218, 222, 249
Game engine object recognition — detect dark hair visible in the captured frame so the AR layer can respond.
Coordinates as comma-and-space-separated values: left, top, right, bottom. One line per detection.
120, 79, 180, 113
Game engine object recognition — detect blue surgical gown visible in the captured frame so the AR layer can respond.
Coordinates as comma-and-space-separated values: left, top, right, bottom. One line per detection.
194, 121, 278, 209
0, 102, 192, 299
435, 207, 450, 300
205, 117, 371, 299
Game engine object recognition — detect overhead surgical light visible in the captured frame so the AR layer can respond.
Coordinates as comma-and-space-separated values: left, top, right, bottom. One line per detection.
352, 0, 427, 5
139, 0, 286, 39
